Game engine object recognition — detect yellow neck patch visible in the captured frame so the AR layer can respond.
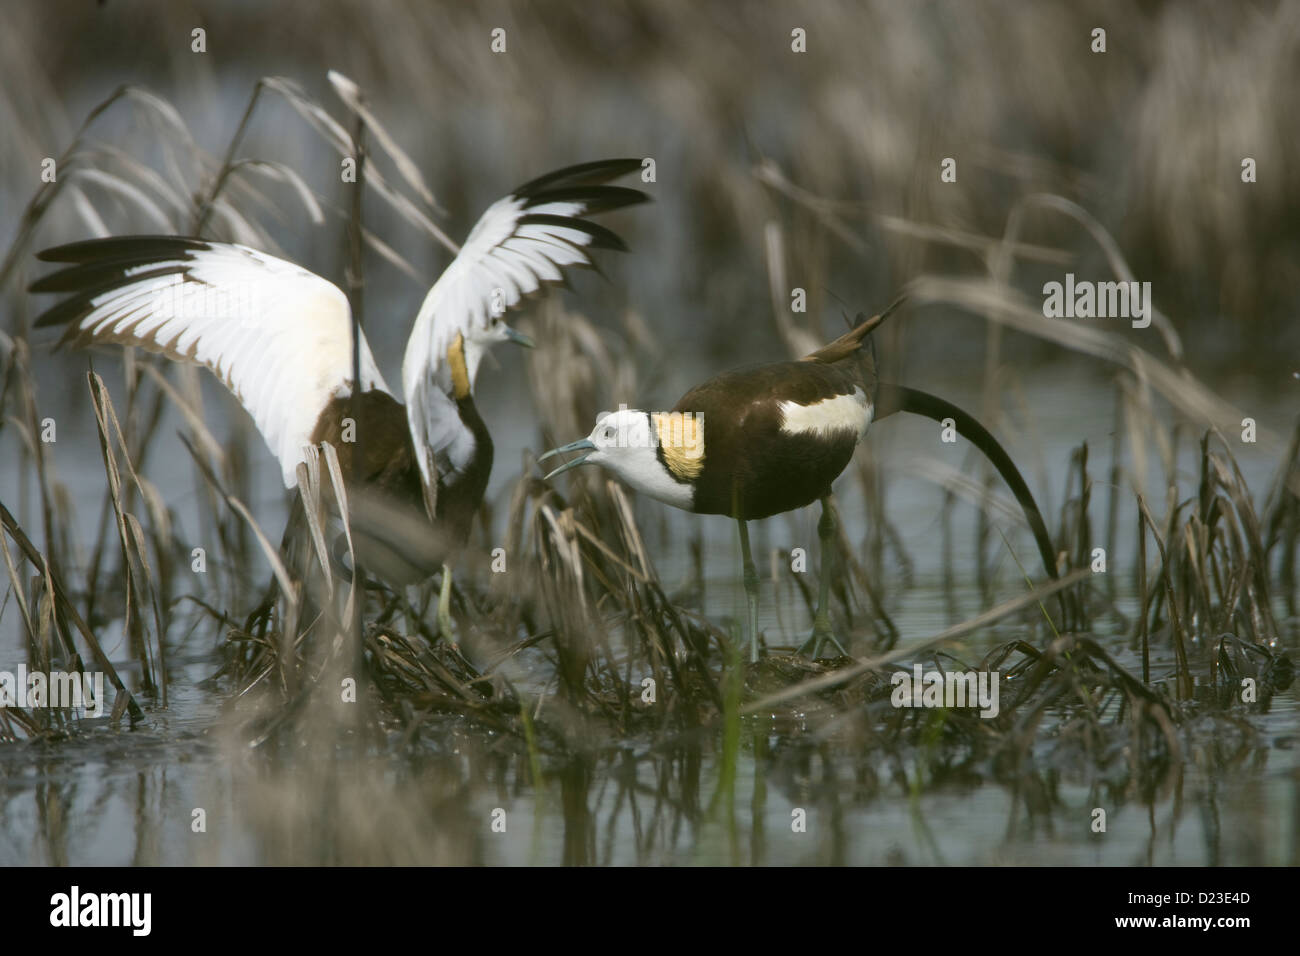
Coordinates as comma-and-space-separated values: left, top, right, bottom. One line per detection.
447, 332, 471, 400
653, 412, 705, 481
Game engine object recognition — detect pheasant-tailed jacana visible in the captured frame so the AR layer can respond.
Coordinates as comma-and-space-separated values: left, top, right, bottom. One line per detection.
540, 300, 1062, 661
31, 159, 647, 617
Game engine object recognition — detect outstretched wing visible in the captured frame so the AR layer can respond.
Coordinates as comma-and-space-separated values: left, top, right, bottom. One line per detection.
30, 236, 389, 487
401, 158, 646, 488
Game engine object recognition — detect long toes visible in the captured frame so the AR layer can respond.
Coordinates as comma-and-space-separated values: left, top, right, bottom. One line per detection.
798, 628, 847, 659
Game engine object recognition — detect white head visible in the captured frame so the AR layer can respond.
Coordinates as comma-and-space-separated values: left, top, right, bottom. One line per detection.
540, 406, 701, 512
403, 286, 535, 406
460, 311, 534, 388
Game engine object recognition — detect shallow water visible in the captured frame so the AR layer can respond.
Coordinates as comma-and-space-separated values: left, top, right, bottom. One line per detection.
2, 622, 1295, 865
1, 365, 1296, 865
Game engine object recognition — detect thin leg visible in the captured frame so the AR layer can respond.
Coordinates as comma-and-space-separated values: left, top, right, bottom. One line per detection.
243, 571, 279, 637
799, 497, 849, 658
437, 562, 455, 643
244, 496, 308, 635
737, 518, 761, 663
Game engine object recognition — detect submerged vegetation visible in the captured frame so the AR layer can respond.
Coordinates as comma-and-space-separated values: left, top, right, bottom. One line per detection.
1, 2, 1298, 864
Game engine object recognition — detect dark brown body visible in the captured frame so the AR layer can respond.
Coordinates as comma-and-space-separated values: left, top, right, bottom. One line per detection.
310, 390, 424, 512
670, 361, 866, 521
665, 317, 881, 522
309, 389, 493, 581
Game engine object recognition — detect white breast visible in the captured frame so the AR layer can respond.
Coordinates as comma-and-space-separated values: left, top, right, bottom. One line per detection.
615, 446, 696, 512
778, 387, 872, 441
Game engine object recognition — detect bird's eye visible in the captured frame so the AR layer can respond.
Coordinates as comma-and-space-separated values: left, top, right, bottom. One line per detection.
603, 426, 616, 441
490, 316, 500, 327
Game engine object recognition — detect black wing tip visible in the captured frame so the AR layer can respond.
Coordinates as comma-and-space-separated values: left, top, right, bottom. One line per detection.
30, 236, 209, 307
30, 261, 187, 297
32, 295, 91, 330
514, 158, 646, 198
28, 270, 68, 294
516, 214, 630, 252
29, 272, 73, 295
35, 235, 209, 264
522, 185, 649, 216
30, 237, 209, 331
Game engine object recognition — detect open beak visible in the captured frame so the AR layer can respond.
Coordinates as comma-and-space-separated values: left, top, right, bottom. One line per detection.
539, 438, 595, 480
503, 325, 535, 348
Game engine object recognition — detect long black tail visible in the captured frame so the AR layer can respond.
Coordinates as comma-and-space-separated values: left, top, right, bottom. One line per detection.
876, 383, 1067, 618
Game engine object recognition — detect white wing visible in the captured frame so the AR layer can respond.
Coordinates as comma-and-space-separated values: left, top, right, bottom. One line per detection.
33, 236, 389, 487
401, 158, 646, 489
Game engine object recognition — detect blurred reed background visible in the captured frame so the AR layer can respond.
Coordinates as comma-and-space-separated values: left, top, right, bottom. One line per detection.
4, 1, 1298, 374
0, 0, 1297, 865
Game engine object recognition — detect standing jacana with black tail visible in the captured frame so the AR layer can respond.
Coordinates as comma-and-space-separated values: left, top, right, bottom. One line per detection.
541, 299, 1063, 662
30, 159, 647, 626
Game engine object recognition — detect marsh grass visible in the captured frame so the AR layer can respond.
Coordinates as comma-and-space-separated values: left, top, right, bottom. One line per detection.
0, 72, 1294, 863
